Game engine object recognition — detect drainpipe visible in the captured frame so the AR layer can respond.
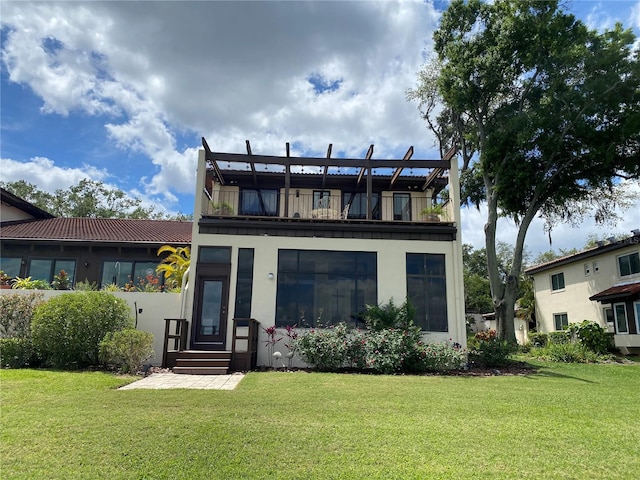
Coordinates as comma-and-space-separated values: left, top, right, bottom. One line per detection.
179, 266, 190, 319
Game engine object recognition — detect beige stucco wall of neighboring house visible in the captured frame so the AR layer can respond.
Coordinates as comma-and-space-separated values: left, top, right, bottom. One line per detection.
0, 202, 37, 222
532, 242, 640, 333
0, 289, 181, 366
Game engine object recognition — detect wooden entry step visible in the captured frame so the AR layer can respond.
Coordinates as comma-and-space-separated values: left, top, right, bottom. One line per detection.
173, 350, 232, 375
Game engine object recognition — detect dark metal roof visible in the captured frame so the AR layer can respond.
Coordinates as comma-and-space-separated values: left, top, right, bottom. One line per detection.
0, 218, 192, 244
589, 282, 640, 303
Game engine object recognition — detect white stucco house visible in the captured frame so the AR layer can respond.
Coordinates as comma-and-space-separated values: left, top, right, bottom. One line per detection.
177, 139, 467, 371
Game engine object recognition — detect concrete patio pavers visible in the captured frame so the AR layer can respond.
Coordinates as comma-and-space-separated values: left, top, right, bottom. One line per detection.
118, 372, 245, 390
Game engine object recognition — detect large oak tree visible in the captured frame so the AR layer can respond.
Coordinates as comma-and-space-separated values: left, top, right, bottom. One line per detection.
412, 0, 639, 341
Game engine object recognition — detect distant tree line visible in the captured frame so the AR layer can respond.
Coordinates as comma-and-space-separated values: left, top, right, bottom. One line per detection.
1, 179, 192, 220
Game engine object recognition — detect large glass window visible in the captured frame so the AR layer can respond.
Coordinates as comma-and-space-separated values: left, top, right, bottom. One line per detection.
241, 189, 278, 216
618, 252, 640, 277
100, 261, 160, 289
406, 253, 448, 332
234, 248, 254, 318
275, 250, 377, 328
551, 272, 565, 291
554, 313, 568, 330
0, 257, 22, 278
393, 193, 411, 221
342, 192, 380, 220
614, 303, 628, 334
28, 259, 76, 284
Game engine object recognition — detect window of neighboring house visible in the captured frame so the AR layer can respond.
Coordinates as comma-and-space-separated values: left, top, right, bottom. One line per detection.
406, 253, 448, 332
313, 190, 331, 209
634, 302, 640, 335
584, 263, 590, 276
240, 189, 278, 216
553, 313, 568, 331
100, 261, 162, 289
234, 248, 254, 318
0, 257, 22, 278
603, 307, 614, 327
393, 193, 411, 221
618, 252, 640, 277
593, 261, 599, 273
28, 259, 76, 285
342, 192, 381, 220
275, 250, 377, 328
551, 272, 565, 291
613, 303, 628, 334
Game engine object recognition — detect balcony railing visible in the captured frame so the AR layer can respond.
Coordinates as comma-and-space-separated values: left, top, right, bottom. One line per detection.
203, 189, 451, 224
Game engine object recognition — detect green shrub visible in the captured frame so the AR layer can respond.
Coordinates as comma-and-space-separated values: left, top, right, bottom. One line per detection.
11, 277, 52, 290
99, 329, 154, 374
566, 320, 609, 355
413, 341, 467, 372
294, 323, 350, 371
539, 342, 600, 363
548, 331, 570, 345
0, 292, 45, 339
362, 327, 422, 374
363, 298, 415, 331
468, 330, 516, 367
31, 292, 133, 369
0, 338, 36, 368
529, 332, 548, 347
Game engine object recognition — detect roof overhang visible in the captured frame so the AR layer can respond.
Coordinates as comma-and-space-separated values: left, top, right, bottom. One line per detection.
589, 282, 640, 303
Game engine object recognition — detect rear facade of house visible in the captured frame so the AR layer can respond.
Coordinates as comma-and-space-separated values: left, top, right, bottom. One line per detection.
182, 140, 466, 367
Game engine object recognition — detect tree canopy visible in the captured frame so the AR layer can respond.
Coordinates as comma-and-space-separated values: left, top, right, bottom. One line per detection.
2, 179, 168, 219
412, 0, 640, 341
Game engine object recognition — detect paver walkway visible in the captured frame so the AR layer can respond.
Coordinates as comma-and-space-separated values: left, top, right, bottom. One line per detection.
119, 372, 244, 390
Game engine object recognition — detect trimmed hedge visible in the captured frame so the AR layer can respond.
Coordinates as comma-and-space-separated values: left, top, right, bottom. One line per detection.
31, 292, 133, 369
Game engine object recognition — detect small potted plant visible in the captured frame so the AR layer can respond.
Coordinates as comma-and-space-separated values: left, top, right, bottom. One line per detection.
52, 269, 71, 290
0, 270, 11, 289
421, 204, 444, 222
210, 201, 235, 215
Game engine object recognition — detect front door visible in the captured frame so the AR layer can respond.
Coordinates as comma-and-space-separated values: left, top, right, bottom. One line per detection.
192, 275, 229, 350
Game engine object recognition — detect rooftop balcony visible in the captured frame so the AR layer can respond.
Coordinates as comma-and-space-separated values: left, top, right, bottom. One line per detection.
195, 138, 459, 239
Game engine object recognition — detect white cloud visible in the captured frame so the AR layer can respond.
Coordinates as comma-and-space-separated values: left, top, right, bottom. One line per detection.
0, 0, 440, 206
0, 156, 108, 192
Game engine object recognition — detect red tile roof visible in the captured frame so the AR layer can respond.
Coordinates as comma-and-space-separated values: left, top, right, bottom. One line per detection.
0, 218, 192, 244
589, 282, 640, 302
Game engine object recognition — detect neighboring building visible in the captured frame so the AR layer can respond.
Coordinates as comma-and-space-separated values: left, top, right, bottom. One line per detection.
0, 188, 192, 288
182, 139, 466, 366
525, 232, 640, 353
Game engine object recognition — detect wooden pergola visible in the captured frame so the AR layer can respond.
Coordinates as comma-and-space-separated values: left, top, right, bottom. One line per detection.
202, 137, 455, 219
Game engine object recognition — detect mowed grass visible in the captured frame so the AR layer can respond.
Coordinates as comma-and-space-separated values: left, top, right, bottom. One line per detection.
1, 362, 639, 479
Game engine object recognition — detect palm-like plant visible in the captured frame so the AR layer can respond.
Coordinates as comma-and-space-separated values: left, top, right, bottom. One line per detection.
156, 245, 190, 291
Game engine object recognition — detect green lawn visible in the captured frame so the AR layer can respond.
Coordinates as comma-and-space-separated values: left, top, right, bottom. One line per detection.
1, 362, 639, 479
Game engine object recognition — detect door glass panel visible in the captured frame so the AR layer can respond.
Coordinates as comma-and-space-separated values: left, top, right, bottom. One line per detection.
614, 304, 628, 334
200, 280, 223, 336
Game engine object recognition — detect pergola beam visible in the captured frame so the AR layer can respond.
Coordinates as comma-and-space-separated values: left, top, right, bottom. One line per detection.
202, 137, 225, 185
389, 146, 414, 188
322, 143, 333, 188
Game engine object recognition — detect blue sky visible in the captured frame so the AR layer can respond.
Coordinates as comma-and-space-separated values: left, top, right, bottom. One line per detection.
1, 0, 639, 256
